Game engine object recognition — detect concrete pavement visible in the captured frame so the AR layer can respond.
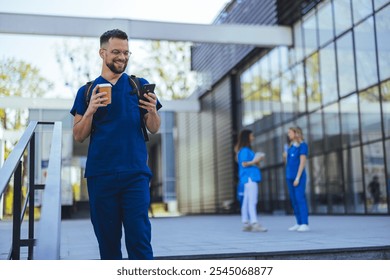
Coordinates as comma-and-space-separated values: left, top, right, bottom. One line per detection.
58, 214, 390, 260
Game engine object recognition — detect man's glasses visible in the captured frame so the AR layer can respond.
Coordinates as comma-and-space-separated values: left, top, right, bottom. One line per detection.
102, 48, 132, 57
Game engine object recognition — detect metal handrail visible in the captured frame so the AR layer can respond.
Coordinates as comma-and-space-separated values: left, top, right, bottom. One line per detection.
0, 121, 38, 196
0, 121, 62, 260
34, 121, 62, 259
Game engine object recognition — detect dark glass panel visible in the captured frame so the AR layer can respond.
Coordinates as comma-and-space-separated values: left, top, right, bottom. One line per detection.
336, 32, 357, 97
340, 94, 360, 147
354, 17, 378, 90
359, 86, 382, 143
320, 43, 338, 105
363, 142, 388, 213
318, 0, 334, 46
306, 52, 322, 111
376, 4, 390, 81
343, 147, 365, 213
324, 103, 341, 151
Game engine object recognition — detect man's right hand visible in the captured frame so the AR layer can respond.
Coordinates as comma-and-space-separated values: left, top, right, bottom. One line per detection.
85, 85, 108, 117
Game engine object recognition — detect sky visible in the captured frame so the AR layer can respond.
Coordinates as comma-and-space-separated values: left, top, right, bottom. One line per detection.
0, 0, 231, 98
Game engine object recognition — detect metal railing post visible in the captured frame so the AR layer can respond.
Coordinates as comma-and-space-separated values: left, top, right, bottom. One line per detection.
28, 132, 36, 260
11, 161, 22, 260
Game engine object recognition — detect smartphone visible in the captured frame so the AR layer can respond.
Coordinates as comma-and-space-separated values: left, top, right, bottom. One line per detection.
140, 84, 156, 102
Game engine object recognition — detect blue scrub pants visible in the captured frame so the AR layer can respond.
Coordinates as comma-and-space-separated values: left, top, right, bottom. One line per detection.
287, 172, 309, 225
87, 172, 153, 260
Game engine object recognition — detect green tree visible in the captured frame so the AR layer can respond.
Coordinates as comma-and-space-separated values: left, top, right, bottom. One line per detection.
55, 39, 197, 100
55, 39, 101, 96
0, 57, 53, 130
130, 40, 197, 100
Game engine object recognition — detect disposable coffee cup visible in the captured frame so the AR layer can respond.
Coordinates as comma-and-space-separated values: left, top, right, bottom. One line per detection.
98, 83, 112, 105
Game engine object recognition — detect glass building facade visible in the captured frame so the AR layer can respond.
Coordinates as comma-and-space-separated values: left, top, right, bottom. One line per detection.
240, 0, 390, 214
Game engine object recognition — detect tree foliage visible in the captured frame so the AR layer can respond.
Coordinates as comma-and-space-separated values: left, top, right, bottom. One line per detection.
0, 57, 53, 130
131, 40, 197, 100
55, 39, 197, 100
54, 39, 101, 96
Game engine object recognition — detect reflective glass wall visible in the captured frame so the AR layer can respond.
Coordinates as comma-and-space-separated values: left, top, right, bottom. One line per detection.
239, 0, 390, 214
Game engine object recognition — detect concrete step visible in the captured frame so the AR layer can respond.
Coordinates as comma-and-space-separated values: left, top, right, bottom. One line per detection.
155, 246, 390, 260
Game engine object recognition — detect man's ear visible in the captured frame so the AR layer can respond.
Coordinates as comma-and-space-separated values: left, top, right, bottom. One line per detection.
99, 48, 105, 58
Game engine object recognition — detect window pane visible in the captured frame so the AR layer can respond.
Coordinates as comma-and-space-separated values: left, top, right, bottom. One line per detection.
334, 0, 352, 36
374, 0, 390, 10
352, 0, 373, 24
309, 110, 324, 155
354, 17, 379, 90
259, 55, 270, 84
241, 61, 263, 126
327, 152, 345, 213
343, 147, 364, 213
376, 4, 390, 81
243, 96, 254, 126
363, 142, 388, 213
279, 46, 289, 73
271, 77, 282, 126
360, 86, 382, 143
320, 43, 338, 104
336, 32, 357, 96
385, 139, 390, 209
381, 80, 390, 138
324, 103, 341, 151
303, 10, 318, 57
269, 49, 280, 80
306, 52, 322, 111
241, 66, 253, 99
280, 70, 294, 121
293, 21, 304, 62
291, 63, 306, 113
296, 115, 309, 137
274, 166, 288, 212
318, 0, 334, 46
311, 155, 327, 213
340, 94, 360, 147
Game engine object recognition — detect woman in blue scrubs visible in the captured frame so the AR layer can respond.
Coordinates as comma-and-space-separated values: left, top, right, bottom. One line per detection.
285, 127, 310, 232
234, 129, 267, 232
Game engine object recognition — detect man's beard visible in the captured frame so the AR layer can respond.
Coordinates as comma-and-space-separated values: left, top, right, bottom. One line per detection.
106, 59, 128, 74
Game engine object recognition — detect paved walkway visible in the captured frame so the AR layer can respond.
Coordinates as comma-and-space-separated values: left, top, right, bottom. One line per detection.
1, 214, 389, 260
59, 214, 390, 260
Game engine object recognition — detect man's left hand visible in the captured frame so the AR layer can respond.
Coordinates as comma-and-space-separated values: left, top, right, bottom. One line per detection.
139, 92, 157, 114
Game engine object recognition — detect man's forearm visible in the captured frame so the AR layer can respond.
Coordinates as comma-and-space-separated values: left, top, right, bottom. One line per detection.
73, 114, 93, 142
145, 112, 161, 134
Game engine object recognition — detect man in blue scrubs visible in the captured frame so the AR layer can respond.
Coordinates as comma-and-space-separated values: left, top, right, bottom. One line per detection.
70, 29, 162, 259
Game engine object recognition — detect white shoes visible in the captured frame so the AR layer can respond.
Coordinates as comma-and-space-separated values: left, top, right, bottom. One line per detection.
288, 224, 300, 231
251, 223, 268, 232
242, 223, 252, 232
288, 224, 310, 232
242, 223, 268, 232
297, 224, 310, 232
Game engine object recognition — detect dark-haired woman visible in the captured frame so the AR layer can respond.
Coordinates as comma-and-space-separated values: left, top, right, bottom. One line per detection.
234, 130, 267, 232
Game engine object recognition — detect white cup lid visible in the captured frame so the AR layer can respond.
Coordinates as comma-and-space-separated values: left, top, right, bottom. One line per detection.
98, 83, 112, 87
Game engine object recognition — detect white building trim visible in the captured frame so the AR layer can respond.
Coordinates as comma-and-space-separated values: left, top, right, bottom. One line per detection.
0, 12, 292, 47
0, 96, 199, 112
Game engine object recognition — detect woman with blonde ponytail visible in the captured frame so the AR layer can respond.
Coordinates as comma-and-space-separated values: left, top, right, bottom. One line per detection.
285, 127, 310, 232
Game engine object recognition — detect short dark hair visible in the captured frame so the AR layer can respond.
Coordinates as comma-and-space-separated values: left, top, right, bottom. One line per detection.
100, 29, 128, 47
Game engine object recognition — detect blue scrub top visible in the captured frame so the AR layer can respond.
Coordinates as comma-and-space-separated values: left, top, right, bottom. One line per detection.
286, 142, 308, 179
237, 147, 262, 184
70, 73, 162, 178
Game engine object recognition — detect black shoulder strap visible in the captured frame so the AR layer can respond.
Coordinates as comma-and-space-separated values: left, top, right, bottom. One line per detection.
84, 80, 95, 107
83, 76, 149, 142
129, 75, 149, 142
